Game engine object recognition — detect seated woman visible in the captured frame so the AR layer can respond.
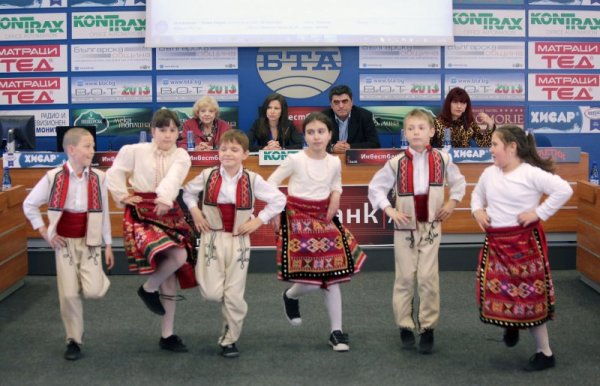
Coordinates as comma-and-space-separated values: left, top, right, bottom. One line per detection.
431, 87, 495, 148
247, 93, 304, 152
177, 96, 231, 151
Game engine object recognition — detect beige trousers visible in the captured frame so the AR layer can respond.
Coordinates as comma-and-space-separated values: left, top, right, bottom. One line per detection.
55, 237, 110, 344
392, 222, 441, 332
196, 231, 250, 346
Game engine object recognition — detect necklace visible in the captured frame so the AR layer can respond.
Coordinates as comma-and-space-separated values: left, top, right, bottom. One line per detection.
305, 153, 329, 182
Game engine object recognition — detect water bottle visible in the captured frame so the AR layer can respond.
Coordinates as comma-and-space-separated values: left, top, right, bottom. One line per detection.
186, 130, 195, 151
590, 162, 600, 185
400, 129, 408, 149
2, 166, 11, 191
443, 127, 452, 152
139, 130, 147, 143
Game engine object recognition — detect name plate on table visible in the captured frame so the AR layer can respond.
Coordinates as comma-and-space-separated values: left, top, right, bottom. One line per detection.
258, 149, 300, 166
93, 151, 118, 167
3, 152, 67, 168
345, 149, 402, 165
189, 150, 220, 166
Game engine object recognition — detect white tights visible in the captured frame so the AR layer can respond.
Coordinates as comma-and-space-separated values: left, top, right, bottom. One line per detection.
529, 323, 552, 356
286, 283, 343, 333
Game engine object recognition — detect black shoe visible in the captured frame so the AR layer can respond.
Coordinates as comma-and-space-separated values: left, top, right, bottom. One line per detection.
64, 340, 82, 361
400, 328, 416, 349
503, 327, 519, 347
419, 329, 434, 354
524, 352, 555, 371
328, 330, 350, 352
159, 335, 188, 353
221, 343, 240, 358
138, 285, 165, 315
282, 289, 301, 326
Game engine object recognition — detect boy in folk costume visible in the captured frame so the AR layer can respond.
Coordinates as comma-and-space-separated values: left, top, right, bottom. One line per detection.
182, 129, 286, 358
23, 128, 113, 361
106, 109, 196, 353
368, 109, 466, 354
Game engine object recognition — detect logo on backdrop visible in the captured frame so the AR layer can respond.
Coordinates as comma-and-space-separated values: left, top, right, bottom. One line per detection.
0, 44, 67, 73
0, 77, 68, 105
529, 105, 599, 133
0, 13, 66, 40
528, 42, 600, 69
528, 74, 600, 101
256, 47, 341, 99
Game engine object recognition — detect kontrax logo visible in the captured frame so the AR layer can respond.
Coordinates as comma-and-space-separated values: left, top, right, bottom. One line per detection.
256, 48, 341, 99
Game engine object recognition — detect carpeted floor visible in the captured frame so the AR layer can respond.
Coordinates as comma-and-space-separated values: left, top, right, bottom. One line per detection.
0, 270, 598, 386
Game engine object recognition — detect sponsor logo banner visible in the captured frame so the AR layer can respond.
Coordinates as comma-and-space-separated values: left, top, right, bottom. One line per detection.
528, 1, 600, 6
473, 106, 525, 127
256, 47, 341, 99
156, 48, 238, 70
168, 106, 239, 129
92, 151, 117, 168
529, 105, 600, 133
445, 73, 525, 101
3, 152, 66, 168
288, 106, 322, 132
0, 0, 66, 9
258, 150, 301, 165
445, 42, 525, 69
359, 46, 441, 69
359, 74, 441, 101
453, 9, 525, 37
0, 44, 67, 73
71, 43, 151, 71
528, 73, 600, 101
529, 10, 600, 38
72, 11, 145, 39
0, 109, 68, 137
363, 106, 442, 136
71, 108, 153, 135
70, 0, 145, 6
0, 77, 68, 105
528, 41, 600, 69
156, 75, 239, 102
71, 76, 153, 103
455, 0, 523, 3
346, 149, 402, 165
188, 151, 220, 166
0, 13, 66, 41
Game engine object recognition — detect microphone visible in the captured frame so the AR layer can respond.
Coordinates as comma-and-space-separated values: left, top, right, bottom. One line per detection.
375, 117, 397, 148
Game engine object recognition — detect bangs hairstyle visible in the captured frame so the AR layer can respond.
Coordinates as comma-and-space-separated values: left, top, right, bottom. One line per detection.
302, 112, 333, 133
494, 125, 555, 174
151, 108, 180, 129
219, 129, 249, 152
192, 96, 220, 119
439, 87, 475, 127
403, 108, 434, 129
62, 127, 93, 150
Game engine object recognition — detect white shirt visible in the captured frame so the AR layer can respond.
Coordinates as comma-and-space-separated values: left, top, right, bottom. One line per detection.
368, 147, 466, 211
106, 141, 191, 208
471, 163, 573, 227
23, 161, 112, 245
182, 165, 286, 224
267, 151, 343, 201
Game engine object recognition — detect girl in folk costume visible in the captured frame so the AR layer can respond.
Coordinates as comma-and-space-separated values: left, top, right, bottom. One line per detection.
471, 125, 572, 371
268, 112, 367, 352
23, 128, 113, 361
368, 108, 466, 354
106, 109, 196, 353
182, 129, 286, 358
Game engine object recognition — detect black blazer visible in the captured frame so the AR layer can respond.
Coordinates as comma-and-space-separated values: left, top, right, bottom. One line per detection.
322, 105, 380, 150
247, 119, 304, 152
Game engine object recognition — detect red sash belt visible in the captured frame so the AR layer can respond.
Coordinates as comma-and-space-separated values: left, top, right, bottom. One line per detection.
414, 194, 428, 222
218, 203, 235, 232
57, 211, 87, 238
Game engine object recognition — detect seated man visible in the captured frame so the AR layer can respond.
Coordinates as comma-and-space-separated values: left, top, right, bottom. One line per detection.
322, 85, 380, 154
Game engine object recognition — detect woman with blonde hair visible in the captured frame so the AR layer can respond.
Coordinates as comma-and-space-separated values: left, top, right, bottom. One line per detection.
178, 96, 231, 151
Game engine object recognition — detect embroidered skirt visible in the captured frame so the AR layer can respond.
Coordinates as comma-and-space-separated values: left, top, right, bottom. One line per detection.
123, 192, 197, 289
476, 222, 555, 328
277, 195, 367, 287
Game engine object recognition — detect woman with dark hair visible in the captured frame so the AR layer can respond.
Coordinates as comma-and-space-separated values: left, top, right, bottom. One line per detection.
247, 93, 304, 152
431, 87, 495, 148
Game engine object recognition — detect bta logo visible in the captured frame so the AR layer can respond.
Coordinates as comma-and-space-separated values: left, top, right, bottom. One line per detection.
540, 55, 595, 69
0, 58, 54, 72
3, 91, 54, 104
256, 48, 341, 99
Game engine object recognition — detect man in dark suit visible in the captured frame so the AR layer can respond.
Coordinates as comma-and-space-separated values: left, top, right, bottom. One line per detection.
322, 85, 380, 154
